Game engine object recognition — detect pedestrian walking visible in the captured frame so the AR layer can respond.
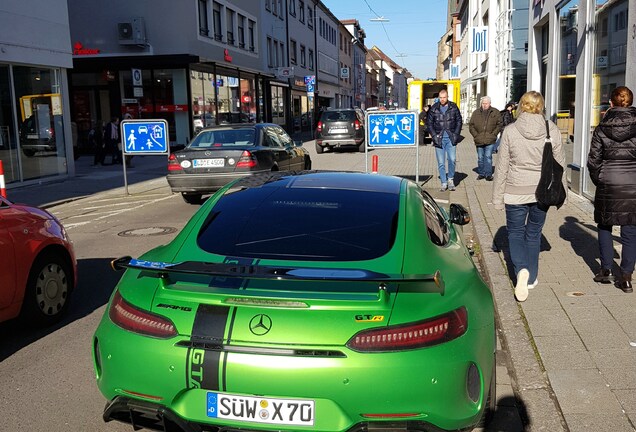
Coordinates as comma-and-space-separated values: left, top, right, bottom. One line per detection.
492, 90, 567, 302
427, 89, 463, 191
494, 102, 516, 154
587, 85, 636, 293
103, 117, 120, 164
469, 96, 501, 181
419, 105, 430, 145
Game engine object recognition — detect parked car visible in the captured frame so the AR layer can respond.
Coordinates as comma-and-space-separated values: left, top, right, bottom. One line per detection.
19, 115, 59, 157
314, 108, 365, 154
193, 113, 215, 132
93, 171, 496, 432
0, 196, 77, 325
167, 123, 311, 204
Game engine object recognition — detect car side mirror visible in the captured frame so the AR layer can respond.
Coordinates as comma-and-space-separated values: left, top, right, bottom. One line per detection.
449, 203, 470, 225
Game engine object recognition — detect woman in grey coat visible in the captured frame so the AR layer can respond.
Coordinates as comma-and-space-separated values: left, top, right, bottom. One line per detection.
587, 86, 636, 293
492, 91, 567, 302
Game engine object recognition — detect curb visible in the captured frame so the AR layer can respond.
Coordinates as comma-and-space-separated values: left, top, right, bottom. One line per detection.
465, 186, 569, 432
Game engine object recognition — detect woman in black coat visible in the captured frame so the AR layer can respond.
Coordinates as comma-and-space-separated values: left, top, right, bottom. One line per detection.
587, 86, 636, 293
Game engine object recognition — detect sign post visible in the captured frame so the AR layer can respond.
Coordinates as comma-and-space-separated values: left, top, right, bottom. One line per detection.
365, 110, 420, 183
120, 119, 169, 195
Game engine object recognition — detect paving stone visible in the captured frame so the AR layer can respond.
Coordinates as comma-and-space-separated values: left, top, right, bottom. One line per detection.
548, 369, 623, 414
562, 413, 635, 432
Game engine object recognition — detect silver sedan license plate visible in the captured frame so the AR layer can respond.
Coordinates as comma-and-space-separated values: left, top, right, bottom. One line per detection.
329, 128, 347, 133
193, 158, 224, 168
206, 392, 315, 426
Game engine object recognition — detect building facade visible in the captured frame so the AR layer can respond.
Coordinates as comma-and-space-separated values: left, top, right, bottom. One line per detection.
527, 0, 634, 198
342, 19, 368, 109
314, 4, 339, 109
1, 0, 74, 187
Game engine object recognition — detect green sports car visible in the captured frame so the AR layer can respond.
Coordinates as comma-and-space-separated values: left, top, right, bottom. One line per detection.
93, 171, 495, 432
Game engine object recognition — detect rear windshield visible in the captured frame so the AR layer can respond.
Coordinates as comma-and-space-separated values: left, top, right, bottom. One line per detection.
197, 187, 399, 261
188, 129, 255, 148
322, 111, 356, 122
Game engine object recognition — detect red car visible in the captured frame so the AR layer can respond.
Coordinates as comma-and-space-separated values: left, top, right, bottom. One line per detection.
0, 196, 77, 325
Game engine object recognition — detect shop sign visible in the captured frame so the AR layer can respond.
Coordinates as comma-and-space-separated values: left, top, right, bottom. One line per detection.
133, 87, 144, 97
450, 61, 460, 79
103, 70, 116, 81
470, 27, 488, 54
294, 79, 305, 87
122, 98, 138, 104
596, 56, 608, 69
242, 95, 252, 103
132, 68, 143, 86
276, 67, 294, 78
157, 104, 189, 112
224, 49, 233, 62
73, 41, 100, 55
340, 67, 349, 79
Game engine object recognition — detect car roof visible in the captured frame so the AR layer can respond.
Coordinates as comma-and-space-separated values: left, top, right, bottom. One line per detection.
198, 123, 268, 132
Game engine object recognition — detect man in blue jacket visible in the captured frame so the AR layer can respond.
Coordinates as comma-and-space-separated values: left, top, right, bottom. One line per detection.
427, 89, 463, 191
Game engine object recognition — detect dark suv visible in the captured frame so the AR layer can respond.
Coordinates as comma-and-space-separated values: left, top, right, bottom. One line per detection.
314, 108, 365, 153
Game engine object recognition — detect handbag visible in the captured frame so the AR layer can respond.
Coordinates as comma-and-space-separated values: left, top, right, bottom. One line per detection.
535, 120, 566, 209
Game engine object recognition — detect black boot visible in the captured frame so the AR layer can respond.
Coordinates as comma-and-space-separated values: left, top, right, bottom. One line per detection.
615, 272, 633, 293
593, 268, 613, 283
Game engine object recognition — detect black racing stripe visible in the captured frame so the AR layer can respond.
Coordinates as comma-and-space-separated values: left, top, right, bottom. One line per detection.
221, 307, 239, 391
188, 304, 230, 391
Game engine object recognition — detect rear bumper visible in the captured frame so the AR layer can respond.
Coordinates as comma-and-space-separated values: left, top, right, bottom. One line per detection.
166, 171, 270, 194
104, 396, 456, 432
315, 137, 364, 148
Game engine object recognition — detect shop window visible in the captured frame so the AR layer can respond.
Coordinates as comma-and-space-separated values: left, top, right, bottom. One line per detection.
240, 76, 256, 123
13, 66, 67, 180
0, 66, 19, 184
217, 74, 244, 124
271, 86, 286, 126
190, 70, 217, 130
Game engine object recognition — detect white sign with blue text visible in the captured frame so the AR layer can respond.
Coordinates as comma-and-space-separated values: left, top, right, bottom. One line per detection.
470, 26, 488, 54
121, 119, 169, 155
366, 110, 418, 148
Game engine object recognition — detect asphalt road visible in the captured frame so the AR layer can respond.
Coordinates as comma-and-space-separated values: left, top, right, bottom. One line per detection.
0, 142, 523, 431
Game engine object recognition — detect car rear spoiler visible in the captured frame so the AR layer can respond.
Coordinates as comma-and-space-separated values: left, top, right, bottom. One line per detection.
111, 256, 445, 295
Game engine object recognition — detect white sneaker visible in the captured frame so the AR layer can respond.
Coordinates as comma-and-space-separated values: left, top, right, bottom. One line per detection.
448, 180, 456, 191
515, 269, 530, 302
528, 279, 538, 289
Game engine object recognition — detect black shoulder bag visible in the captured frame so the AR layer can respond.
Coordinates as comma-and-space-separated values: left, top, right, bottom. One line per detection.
535, 120, 566, 209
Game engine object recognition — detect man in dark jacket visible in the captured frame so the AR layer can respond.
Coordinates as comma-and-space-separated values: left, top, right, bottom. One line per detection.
587, 85, 636, 293
469, 96, 502, 181
427, 89, 463, 191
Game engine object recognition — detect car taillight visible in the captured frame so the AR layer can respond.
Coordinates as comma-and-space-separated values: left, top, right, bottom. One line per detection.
167, 153, 182, 171
353, 119, 361, 130
347, 307, 467, 352
316, 121, 323, 132
109, 291, 177, 338
236, 150, 257, 168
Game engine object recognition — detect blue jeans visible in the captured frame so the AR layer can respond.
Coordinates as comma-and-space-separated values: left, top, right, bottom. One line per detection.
505, 203, 548, 282
434, 134, 456, 184
598, 224, 636, 274
476, 143, 495, 177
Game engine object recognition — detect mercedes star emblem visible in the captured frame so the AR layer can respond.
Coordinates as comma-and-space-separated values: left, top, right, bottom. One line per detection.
249, 314, 273, 336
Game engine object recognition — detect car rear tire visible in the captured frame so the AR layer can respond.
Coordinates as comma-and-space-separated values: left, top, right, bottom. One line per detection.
315, 142, 324, 154
23, 251, 73, 326
358, 143, 366, 153
479, 359, 497, 428
182, 193, 203, 205
23, 149, 35, 157
304, 156, 312, 170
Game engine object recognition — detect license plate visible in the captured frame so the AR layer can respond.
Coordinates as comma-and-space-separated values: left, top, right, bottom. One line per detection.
193, 158, 224, 168
206, 392, 315, 426
329, 128, 347, 134
27, 134, 39, 139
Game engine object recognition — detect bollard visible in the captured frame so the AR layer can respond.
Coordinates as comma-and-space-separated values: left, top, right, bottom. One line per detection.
372, 155, 378, 173
0, 160, 6, 198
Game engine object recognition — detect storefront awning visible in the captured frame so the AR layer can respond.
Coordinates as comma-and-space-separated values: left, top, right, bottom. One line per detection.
461, 71, 487, 85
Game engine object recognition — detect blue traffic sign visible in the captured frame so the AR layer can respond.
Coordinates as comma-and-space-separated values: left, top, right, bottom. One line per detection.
121, 119, 169, 155
366, 111, 418, 147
